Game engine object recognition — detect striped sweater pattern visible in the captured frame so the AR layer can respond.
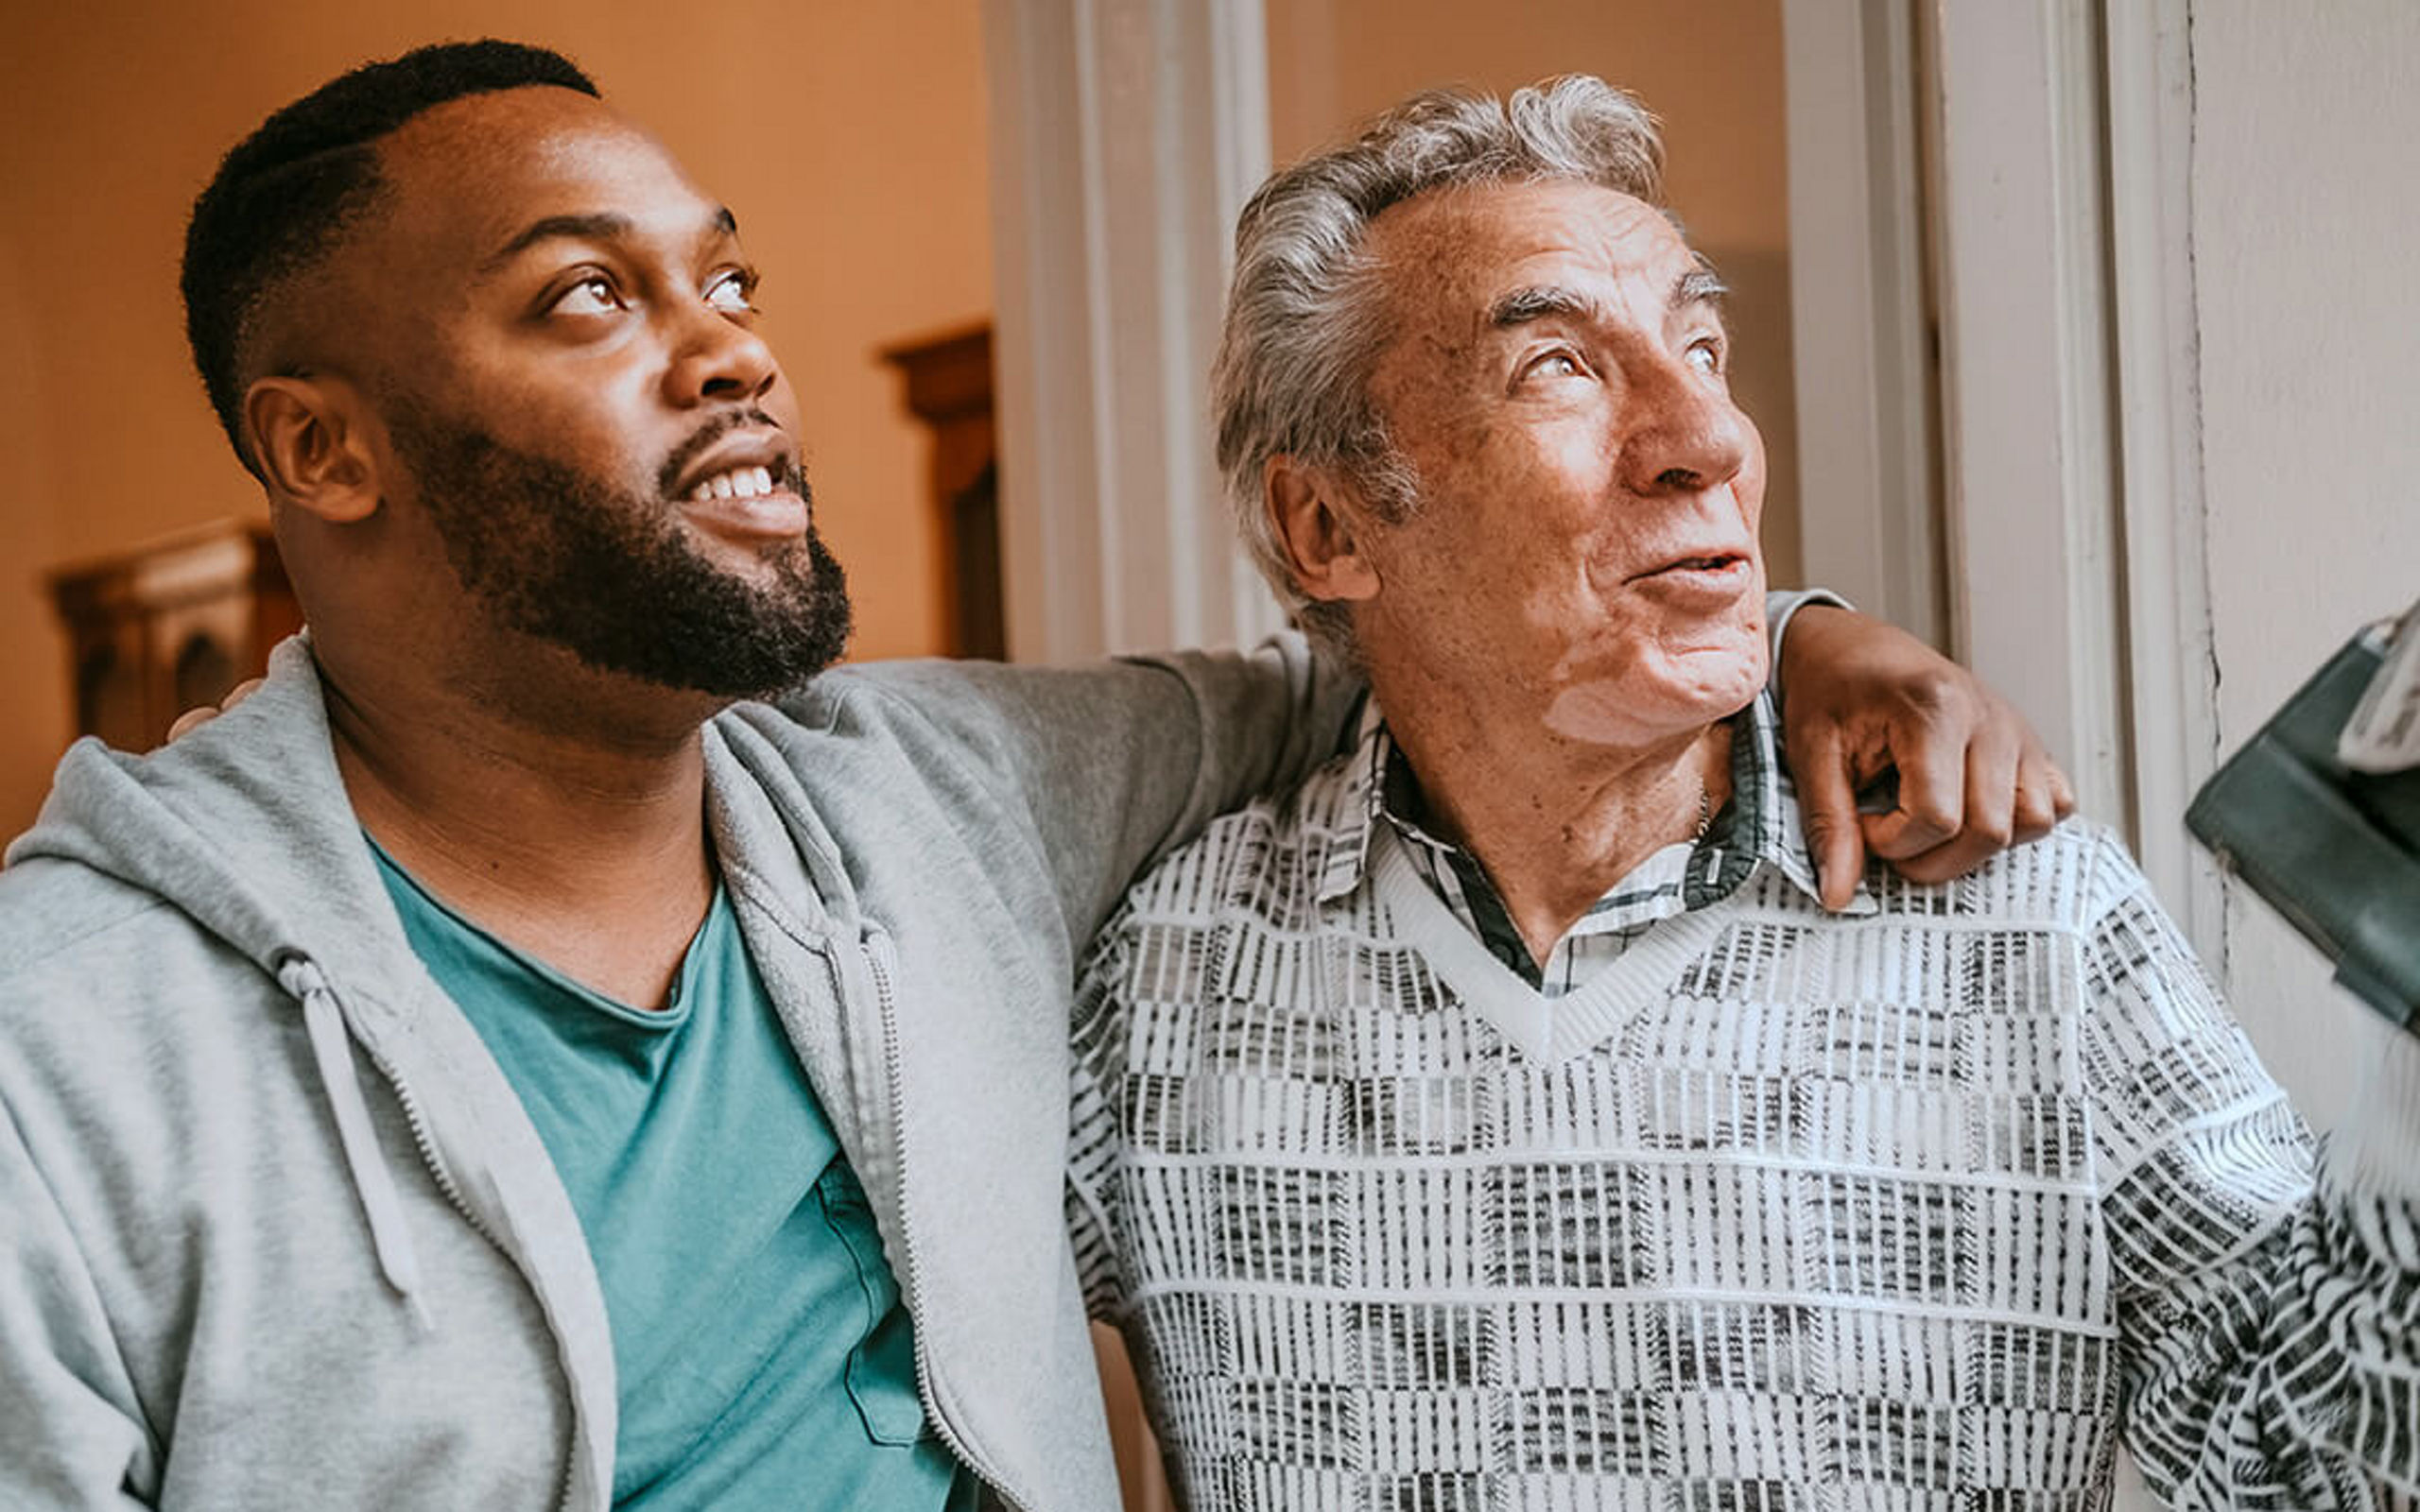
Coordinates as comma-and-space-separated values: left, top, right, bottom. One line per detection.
1066, 699, 2420, 1510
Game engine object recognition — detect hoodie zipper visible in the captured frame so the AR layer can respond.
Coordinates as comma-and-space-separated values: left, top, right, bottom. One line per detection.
863, 927, 1034, 1512
356, 1040, 499, 1250
349, 1024, 583, 1512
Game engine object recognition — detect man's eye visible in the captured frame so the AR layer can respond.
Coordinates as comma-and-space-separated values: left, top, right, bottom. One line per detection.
706, 269, 759, 314
1523, 350, 1585, 382
552, 275, 623, 316
1685, 338, 1724, 376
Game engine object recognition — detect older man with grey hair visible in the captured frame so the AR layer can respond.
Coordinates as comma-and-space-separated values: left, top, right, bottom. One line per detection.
1066, 77, 2420, 1510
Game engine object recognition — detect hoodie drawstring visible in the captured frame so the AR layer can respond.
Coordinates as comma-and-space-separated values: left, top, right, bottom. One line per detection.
278, 955, 435, 1333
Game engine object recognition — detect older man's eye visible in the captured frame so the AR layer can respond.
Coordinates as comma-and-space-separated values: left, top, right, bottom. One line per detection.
1522, 350, 1585, 382
1685, 338, 1724, 376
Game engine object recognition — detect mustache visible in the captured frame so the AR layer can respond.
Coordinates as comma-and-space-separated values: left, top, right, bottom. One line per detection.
655, 408, 795, 498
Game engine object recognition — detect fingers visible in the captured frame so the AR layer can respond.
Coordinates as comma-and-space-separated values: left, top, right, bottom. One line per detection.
164, 678, 264, 745
1791, 723, 1868, 912
1861, 691, 1970, 862
1951, 712, 2023, 858
1891, 826, 2003, 888
165, 706, 220, 743
2010, 739, 2069, 844
1891, 707, 2065, 885
1772, 608, 2075, 895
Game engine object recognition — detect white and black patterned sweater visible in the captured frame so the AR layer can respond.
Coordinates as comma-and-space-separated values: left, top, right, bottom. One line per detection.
1067, 696, 2420, 1512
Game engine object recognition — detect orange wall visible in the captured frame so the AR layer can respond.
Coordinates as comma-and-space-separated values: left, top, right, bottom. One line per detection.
0, 0, 991, 841
1264, 0, 1803, 588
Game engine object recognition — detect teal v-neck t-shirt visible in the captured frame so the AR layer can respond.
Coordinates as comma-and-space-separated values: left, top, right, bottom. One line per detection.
372, 844, 971, 1511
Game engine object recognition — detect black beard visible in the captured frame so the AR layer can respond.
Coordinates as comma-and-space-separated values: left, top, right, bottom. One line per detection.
386, 402, 853, 701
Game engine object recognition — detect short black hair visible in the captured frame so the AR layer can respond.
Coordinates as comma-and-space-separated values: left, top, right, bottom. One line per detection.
182, 40, 599, 475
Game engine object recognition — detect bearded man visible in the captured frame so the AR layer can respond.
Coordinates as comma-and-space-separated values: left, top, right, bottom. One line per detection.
1067, 77, 2420, 1510
0, 43, 2065, 1512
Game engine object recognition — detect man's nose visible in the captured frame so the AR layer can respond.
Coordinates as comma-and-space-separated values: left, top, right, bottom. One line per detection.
661, 301, 779, 407
1618, 358, 1751, 497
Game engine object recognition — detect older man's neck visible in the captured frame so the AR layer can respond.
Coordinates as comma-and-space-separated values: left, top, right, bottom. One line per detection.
1382, 705, 1734, 971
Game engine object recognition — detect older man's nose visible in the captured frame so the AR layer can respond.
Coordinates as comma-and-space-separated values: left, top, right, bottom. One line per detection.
1621, 363, 1751, 495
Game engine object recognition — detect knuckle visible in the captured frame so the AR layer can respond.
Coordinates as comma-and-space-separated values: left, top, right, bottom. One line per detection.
2013, 791, 2061, 837
1895, 853, 1958, 885
1902, 669, 1969, 717
2049, 769, 2080, 814
1915, 840, 1989, 883
1906, 798, 1961, 835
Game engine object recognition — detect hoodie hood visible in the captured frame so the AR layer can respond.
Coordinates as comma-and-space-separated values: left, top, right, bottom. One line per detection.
9, 635, 420, 989
0, 630, 628, 1507
9, 635, 456, 1326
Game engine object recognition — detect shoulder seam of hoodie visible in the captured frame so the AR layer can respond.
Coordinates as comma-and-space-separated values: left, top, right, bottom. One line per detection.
0, 876, 179, 985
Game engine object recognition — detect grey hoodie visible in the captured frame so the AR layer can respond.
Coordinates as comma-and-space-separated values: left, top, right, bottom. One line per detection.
0, 633, 1357, 1511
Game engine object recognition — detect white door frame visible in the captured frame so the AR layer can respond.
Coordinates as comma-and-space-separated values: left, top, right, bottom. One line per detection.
981, 0, 1286, 664
1781, 0, 1947, 651
2102, 0, 2226, 962
1927, 0, 2134, 835
1784, 0, 2223, 965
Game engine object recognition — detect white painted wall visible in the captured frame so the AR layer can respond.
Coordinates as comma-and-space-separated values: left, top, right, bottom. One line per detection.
2189, 0, 2420, 1120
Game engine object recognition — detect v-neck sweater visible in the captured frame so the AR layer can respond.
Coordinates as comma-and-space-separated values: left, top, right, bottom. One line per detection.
1065, 694, 2420, 1511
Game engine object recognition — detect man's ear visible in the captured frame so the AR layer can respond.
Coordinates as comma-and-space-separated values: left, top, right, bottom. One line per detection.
243, 375, 383, 524
1266, 455, 1382, 605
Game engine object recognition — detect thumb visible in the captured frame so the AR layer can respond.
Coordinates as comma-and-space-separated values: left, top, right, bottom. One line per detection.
1793, 725, 1866, 911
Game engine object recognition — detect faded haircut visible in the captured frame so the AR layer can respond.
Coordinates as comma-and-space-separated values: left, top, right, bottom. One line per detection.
182, 40, 598, 476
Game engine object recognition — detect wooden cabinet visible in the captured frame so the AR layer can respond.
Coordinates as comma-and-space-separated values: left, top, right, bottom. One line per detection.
46, 520, 301, 750
881, 322, 1005, 660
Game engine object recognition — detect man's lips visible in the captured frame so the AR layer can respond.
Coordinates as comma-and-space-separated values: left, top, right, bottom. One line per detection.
668, 426, 809, 542
1625, 550, 1754, 586
667, 424, 796, 502
683, 485, 809, 543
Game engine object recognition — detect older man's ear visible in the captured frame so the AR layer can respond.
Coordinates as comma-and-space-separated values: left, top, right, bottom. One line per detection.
1266, 456, 1382, 606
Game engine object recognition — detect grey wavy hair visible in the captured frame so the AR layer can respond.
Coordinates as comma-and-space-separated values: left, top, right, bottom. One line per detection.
1211, 75, 1666, 655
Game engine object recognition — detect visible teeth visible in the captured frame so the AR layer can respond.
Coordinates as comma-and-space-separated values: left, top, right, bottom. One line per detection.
689, 464, 786, 502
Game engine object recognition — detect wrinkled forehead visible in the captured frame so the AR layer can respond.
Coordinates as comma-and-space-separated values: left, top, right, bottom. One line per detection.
360, 85, 717, 280
1364, 179, 1697, 339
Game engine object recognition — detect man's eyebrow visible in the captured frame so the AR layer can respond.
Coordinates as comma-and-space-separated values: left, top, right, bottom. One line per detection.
1674, 258, 1729, 308
1490, 284, 1600, 329
482, 213, 633, 272
479, 206, 740, 272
